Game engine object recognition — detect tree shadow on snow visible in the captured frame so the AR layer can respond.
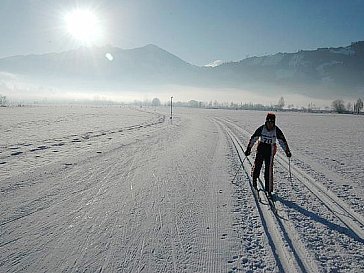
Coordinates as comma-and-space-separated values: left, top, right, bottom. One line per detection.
275, 196, 364, 244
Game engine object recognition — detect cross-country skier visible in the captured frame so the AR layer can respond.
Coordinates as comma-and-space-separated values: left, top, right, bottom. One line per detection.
244, 113, 291, 197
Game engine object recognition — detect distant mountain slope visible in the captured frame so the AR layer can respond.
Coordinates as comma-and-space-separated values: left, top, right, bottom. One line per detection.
0, 44, 198, 87
0, 42, 363, 98
211, 41, 364, 97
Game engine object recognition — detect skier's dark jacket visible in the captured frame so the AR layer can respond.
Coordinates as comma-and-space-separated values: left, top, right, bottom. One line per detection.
247, 124, 289, 154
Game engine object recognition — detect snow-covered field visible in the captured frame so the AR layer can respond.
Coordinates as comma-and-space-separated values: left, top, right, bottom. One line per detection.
1, 105, 363, 272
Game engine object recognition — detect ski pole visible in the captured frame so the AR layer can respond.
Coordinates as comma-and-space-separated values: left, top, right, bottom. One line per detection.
288, 157, 292, 181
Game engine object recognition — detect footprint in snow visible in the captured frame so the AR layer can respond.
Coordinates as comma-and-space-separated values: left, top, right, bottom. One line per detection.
52, 143, 65, 147
30, 146, 48, 152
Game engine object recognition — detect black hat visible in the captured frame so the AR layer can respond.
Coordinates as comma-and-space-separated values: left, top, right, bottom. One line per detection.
266, 113, 276, 123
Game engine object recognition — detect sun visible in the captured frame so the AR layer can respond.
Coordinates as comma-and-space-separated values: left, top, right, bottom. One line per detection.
64, 9, 102, 44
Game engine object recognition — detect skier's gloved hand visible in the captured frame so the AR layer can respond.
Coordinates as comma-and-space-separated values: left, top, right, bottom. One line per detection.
286, 150, 292, 158
244, 147, 251, 156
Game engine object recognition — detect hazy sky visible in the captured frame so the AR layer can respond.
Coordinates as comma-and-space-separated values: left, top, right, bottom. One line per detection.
1, 0, 363, 66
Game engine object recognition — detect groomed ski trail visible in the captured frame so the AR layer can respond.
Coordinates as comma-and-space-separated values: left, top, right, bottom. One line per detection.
220, 117, 364, 241
217, 116, 364, 272
215, 118, 320, 273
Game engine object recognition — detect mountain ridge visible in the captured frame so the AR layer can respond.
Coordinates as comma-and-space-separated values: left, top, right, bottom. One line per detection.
0, 41, 363, 99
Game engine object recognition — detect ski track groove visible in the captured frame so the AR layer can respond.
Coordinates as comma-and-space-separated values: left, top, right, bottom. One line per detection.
218, 117, 364, 272
221, 117, 364, 241
215, 117, 320, 273
219, 122, 278, 273
275, 157, 364, 240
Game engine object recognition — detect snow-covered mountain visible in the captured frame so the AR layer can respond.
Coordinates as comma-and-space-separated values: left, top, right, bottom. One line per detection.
0, 44, 198, 88
0, 42, 363, 98
212, 41, 364, 97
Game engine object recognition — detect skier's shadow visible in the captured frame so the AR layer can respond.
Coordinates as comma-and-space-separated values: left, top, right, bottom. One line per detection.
275, 195, 364, 244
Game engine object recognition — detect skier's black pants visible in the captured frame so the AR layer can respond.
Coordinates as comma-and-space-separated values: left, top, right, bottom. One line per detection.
252, 142, 276, 193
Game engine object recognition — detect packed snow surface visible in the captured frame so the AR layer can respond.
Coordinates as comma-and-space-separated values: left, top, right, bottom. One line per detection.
1, 106, 363, 272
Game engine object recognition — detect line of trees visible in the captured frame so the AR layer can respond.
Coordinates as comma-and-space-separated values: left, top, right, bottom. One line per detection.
147, 96, 363, 114
3, 93, 361, 114
332, 98, 363, 114
354, 98, 363, 114
0, 94, 7, 107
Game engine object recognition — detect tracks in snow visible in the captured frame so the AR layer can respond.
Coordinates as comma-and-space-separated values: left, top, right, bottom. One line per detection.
219, 117, 364, 242
216, 116, 364, 272
215, 118, 321, 273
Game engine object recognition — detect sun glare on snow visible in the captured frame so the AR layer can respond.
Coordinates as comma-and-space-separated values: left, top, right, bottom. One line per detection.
64, 9, 102, 45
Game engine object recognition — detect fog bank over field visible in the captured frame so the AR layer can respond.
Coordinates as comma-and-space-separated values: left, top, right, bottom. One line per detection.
0, 79, 333, 108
